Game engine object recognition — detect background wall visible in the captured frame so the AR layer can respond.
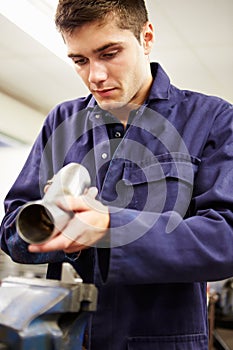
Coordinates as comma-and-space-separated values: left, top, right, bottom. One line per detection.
0, 91, 44, 219
0, 91, 44, 144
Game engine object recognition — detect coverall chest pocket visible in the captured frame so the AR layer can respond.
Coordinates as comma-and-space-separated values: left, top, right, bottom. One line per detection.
122, 152, 200, 216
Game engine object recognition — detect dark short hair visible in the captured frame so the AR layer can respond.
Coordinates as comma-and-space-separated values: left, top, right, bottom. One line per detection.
55, 0, 149, 42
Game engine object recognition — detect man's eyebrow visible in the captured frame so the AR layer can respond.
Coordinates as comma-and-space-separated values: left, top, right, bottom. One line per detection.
68, 42, 123, 58
93, 42, 122, 53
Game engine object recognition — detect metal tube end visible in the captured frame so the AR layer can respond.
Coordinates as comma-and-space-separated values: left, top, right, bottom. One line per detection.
16, 203, 54, 244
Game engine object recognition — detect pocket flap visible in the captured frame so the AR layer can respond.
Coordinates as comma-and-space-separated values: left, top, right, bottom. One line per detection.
123, 153, 200, 186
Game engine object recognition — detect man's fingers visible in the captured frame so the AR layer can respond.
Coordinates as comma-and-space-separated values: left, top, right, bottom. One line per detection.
56, 192, 106, 215
86, 186, 98, 199
28, 233, 83, 253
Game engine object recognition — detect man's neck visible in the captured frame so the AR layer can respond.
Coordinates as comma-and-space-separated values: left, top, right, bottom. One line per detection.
109, 74, 153, 126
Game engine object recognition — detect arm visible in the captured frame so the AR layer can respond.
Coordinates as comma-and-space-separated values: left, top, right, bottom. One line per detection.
2, 98, 233, 284
27, 101, 233, 284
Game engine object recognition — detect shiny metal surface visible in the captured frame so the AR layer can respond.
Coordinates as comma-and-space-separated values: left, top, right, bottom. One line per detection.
0, 274, 97, 350
16, 163, 91, 244
0, 250, 47, 280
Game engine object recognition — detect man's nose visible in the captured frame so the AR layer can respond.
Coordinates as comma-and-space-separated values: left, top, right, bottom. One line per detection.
88, 61, 108, 84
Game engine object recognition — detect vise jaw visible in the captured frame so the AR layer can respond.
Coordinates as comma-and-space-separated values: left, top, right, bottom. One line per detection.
0, 276, 97, 350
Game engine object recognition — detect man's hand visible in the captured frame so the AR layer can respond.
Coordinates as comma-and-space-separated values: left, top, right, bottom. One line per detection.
28, 187, 110, 254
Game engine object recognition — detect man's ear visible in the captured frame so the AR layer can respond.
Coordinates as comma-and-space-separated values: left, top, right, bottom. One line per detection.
142, 22, 154, 55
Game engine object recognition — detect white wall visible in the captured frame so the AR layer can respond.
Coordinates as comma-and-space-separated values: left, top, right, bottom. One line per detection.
0, 91, 44, 144
0, 146, 30, 220
0, 91, 45, 221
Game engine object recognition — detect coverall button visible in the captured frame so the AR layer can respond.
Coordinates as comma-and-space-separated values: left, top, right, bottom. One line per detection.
114, 131, 122, 138
101, 153, 108, 159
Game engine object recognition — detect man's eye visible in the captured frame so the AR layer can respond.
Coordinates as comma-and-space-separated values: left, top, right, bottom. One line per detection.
73, 58, 88, 66
102, 51, 118, 59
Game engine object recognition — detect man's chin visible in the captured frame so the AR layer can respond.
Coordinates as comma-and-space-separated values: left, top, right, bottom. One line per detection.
98, 100, 127, 112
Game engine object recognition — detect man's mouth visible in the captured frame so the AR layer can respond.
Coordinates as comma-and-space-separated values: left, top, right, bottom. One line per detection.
93, 88, 116, 97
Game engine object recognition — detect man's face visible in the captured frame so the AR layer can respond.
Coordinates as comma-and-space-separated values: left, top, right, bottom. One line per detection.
63, 17, 153, 114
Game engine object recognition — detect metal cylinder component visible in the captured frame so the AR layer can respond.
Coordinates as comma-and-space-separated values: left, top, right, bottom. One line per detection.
16, 163, 91, 244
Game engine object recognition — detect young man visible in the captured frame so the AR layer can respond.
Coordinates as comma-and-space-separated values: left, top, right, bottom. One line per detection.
1, 1, 233, 349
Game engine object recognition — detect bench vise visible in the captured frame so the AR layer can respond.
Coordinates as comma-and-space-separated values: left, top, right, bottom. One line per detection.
0, 275, 97, 349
